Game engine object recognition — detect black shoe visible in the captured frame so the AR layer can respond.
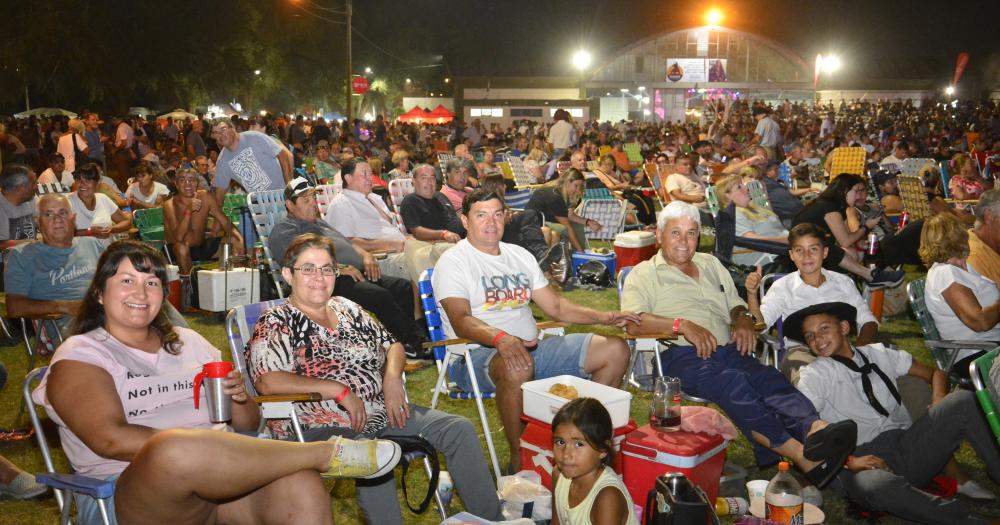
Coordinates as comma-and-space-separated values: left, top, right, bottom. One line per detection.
403, 342, 435, 361
868, 268, 905, 289
804, 447, 851, 489
803, 420, 857, 461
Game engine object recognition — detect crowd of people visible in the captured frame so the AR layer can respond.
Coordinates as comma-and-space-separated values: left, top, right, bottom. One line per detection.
0, 94, 999, 524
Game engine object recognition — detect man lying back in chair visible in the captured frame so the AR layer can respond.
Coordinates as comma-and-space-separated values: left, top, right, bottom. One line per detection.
621, 201, 856, 489
433, 188, 636, 472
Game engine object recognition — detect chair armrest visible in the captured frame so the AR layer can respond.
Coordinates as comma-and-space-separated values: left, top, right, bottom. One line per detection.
422, 321, 570, 348
254, 393, 322, 404
926, 340, 999, 351
622, 333, 677, 341
35, 473, 115, 499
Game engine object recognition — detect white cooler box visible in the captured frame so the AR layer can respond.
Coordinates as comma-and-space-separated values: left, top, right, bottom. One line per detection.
197, 268, 260, 312
521, 375, 632, 428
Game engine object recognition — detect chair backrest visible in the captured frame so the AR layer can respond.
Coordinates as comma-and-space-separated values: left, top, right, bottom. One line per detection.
746, 180, 771, 209
897, 174, 931, 220
504, 187, 532, 210
578, 198, 626, 241
226, 299, 289, 395
417, 268, 450, 362
623, 143, 643, 164
508, 157, 535, 188
704, 185, 720, 216
907, 278, 941, 341
712, 202, 737, 262
387, 177, 414, 214
938, 160, 952, 199
133, 207, 166, 244
246, 189, 288, 298
37, 182, 69, 195
314, 184, 342, 217
584, 187, 614, 201
970, 347, 1000, 444
828, 147, 867, 179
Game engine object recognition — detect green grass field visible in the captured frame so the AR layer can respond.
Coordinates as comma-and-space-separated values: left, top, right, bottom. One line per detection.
1, 243, 998, 524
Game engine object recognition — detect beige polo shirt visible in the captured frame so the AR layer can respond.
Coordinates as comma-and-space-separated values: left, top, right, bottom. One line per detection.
622, 251, 746, 346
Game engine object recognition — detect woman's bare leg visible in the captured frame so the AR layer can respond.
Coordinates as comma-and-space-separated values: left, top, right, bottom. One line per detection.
115, 429, 335, 525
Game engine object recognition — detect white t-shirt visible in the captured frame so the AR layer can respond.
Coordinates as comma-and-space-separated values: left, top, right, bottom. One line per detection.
31, 327, 222, 478
56, 133, 88, 173
324, 188, 404, 241
432, 239, 548, 341
926, 262, 1000, 361
760, 269, 878, 342
38, 168, 74, 187
548, 120, 574, 150
126, 181, 170, 205
665, 173, 707, 208
798, 343, 913, 447
69, 192, 119, 230
754, 117, 780, 148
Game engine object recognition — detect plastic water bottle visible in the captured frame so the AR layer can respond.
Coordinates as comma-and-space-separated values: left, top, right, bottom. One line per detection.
765, 462, 804, 525
436, 470, 453, 507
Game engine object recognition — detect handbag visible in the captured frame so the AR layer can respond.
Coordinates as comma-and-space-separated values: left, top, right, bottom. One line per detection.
381, 434, 439, 514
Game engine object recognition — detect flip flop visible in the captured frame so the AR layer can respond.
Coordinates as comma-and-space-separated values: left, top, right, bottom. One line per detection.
804, 447, 851, 489
803, 420, 857, 462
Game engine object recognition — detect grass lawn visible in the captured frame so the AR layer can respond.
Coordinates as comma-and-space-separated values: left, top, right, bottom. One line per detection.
1, 239, 998, 524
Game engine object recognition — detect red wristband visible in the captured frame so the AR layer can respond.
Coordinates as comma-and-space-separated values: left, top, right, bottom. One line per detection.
440, 229, 448, 240
334, 386, 350, 403
491, 330, 508, 348
673, 318, 683, 336
845, 455, 854, 469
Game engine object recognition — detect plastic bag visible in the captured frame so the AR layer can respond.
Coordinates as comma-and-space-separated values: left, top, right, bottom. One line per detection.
498, 470, 552, 521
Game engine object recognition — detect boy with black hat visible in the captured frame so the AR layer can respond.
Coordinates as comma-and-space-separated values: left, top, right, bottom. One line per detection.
788, 302, 1000, 523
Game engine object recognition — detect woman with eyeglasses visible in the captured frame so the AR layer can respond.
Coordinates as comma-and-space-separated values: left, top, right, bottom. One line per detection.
246, 233, 502, 525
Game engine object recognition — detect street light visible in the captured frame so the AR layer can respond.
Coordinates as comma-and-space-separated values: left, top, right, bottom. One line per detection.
405, 78, 412, 83
364, 66, 372, 74
821, 55, 841, 73
254, 69, 261, 76
705, 8, 723, 27
945, 85, 956, 96
444, 78, 450, 83
572, 50, 592, 71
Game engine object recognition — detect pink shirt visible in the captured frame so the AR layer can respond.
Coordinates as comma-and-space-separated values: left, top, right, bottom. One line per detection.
440, 185, 470, 212
32, 327, 222, 478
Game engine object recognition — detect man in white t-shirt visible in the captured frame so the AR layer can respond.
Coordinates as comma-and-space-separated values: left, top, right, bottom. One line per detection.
790, 302, 1000, 524
880, 140, 909, 168
664, 154, 707, 208
433, 188, 635, 471
37, 153, 74, 188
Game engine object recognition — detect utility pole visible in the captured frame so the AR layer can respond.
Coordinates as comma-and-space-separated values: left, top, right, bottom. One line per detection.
345, 0, 352, 124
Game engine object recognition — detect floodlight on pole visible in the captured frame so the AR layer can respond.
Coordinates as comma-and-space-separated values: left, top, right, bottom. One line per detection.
254, 69, 261, 76
705, 8, 723, 27
620, 88, 630, 93
364, 66, 372, 74
822, 55, 841, 73
945, 85, 956, 96
572, 50, 592, 71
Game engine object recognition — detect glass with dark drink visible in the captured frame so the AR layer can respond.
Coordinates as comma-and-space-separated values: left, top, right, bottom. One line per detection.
651, 376, 682, 431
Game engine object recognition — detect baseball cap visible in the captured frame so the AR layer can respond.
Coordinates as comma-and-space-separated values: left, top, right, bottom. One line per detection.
284, 176, 315, 201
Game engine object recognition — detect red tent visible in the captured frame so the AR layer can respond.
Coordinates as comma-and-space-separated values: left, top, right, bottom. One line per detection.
425, 105, 455, 123
397, 106, 432, 123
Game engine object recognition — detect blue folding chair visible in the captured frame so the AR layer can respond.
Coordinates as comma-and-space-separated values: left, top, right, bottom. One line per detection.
24, 367, 114, 525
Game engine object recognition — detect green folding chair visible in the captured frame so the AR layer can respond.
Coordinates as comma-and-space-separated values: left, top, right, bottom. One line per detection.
132, 207, 173, 264
970, 348, 1000, 445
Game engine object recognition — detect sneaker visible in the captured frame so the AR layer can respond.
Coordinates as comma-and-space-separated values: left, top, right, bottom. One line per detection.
403, 342, 435, 361
958, 480, 997, 501
0, 473, 49, 500
323, 436, 401, 479
868, 268, 905, 289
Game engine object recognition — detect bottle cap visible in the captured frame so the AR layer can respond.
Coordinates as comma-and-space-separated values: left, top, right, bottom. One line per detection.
778, 461, 790, 471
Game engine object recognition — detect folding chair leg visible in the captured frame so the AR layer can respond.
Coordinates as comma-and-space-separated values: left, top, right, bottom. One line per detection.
0, 316, 12, 340
423, 457, 448, 519
59, 492, 71, 525
97, 498, 112, 525
465, 355, 502, 482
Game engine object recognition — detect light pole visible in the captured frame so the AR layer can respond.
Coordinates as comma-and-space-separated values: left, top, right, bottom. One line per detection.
572, 50, 592, 100
344, 0, 352, 124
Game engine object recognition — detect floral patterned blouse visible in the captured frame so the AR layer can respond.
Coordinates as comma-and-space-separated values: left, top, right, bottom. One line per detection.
246, 297, 395, 438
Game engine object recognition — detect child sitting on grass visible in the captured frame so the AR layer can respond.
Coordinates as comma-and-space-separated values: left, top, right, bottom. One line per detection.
551, 398, 639, 525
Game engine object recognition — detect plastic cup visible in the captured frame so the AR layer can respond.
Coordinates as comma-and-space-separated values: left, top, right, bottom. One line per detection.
746, 479, 769, 500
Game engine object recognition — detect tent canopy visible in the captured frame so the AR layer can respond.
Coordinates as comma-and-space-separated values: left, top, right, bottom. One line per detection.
157, 109, 197, 121
14, 107, 78, 119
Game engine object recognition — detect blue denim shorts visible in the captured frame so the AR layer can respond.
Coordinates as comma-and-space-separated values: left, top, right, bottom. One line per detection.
449, 332, 594, 394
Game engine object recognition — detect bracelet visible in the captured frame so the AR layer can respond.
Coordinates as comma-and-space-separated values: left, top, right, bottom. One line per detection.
845, 455, 854, 469
673, 318, 683, 335
334, 386, 350, 403
491, 330, 509, 348
440, 229, 448, 240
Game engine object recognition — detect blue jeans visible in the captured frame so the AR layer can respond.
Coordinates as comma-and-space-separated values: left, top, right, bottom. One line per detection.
450, 333, 594, 393
75, 474, 119, 525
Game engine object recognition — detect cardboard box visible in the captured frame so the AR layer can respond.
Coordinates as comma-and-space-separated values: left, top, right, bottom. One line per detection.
519, 415, 636, 489
621, 425, 727, 520
521, 375, 632, 427
196, 268, 261, 312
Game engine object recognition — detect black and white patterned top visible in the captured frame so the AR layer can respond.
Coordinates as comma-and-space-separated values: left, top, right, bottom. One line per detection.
246, 297, 395, 438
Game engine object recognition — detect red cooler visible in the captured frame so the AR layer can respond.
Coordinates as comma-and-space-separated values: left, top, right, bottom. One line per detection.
621, 425, 727, 520
519, 415, 637, 489
614, 231, 657, 270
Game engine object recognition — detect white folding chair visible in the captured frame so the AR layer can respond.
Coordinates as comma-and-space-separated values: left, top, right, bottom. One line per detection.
388, 177, 414, 215
24, 367, 114, 525
577, 198, 627, 241
314, 184, 342, 217
507, 157, 535, 189
246, 189, 289, 298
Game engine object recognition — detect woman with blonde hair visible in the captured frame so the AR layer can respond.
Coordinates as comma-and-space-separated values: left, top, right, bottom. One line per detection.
920, 212, 1000, 377
716, 174, 788, 266
949, 153, 989, 201
386, 149, 410, 181
56, 118, 89, 173
526, 168, 598, 250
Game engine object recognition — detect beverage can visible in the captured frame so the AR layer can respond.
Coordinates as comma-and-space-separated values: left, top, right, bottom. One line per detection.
866, 231, 878, 256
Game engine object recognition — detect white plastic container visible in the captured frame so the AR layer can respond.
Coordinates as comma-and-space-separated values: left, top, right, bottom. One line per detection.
166, 264, 180, 283
521, 375, 632, 428
196, 268, 261, 312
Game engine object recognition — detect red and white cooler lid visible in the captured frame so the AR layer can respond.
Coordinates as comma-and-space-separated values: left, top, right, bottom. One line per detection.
622, 425, 727, 468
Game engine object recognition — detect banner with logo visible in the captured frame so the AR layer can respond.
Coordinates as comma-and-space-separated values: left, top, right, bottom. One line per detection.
666, 59, 727, 83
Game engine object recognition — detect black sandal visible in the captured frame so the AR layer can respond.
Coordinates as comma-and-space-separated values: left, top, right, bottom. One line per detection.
803, 420, 857, 462
804, 447, 852, 489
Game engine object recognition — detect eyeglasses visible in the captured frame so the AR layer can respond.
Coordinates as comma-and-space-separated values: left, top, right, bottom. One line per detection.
211, 126, 232, 136
41, 209, 71, 220
292, 264, 338, 277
